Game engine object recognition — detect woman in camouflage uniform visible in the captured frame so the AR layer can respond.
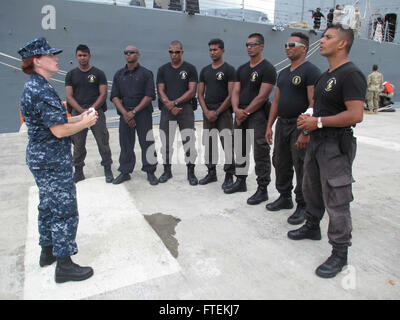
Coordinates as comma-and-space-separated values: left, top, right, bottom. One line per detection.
19, 37, 97, 283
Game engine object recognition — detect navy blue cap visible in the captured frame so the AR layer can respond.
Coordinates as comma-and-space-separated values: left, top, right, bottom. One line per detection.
18, 37, 62, 60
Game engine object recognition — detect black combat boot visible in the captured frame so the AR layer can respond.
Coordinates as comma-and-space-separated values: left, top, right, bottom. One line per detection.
287, 220, 321, 240
112, 172, 131, 185
74, 166, 85, 183
104, 165, 114, 183
221, 173, 234, 190
55, 256, 94, 283
147, 171, 159, 185
39, 246, 56, 267
247, 185, 268, 205
187, 165, 198, 186
223, 177, 247, 194
315, 248, 348, 278
158, 165, 172, 183
199, 166, 217, 185
265, 195, 293, 211
287, 204, 306, 225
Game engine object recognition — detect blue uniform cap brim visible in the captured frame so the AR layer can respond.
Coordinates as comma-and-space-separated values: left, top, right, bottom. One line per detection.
18, 37, 63, 60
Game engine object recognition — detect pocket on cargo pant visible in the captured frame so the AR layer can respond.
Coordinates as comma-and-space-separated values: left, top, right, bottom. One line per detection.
327, 175, 355, 207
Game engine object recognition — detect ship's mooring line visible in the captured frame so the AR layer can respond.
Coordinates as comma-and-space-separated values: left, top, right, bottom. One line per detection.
0, 60, 67, 84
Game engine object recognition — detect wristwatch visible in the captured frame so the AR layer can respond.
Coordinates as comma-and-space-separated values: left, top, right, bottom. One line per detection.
317, 117, 323, 129
132, 108, 137, 115
302, 130, 309, 136
174, 100, 179, 107
215, 110, 220, 116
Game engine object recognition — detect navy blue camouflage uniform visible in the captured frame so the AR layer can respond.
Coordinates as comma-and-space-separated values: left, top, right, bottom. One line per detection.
20, 73, 78, 258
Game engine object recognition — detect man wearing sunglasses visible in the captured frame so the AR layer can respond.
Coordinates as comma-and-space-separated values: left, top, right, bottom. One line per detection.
224, 33, 276, 207
293, 25, 366, 278
157, 40, 198, 185
197, 38, 236, 189
265, 33, 321, 226
110, 45, 158, 186
65, 44, 114, 184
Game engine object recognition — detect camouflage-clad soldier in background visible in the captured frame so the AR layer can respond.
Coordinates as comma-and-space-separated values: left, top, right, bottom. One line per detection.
19, 37, 97, 283
367, 64, 384, 114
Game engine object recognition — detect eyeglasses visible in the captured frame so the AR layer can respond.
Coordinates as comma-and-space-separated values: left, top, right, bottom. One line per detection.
169, 50, 182, 54
124, 50, 138, 55
245, 42, 260, 47
284, 42, 305, 48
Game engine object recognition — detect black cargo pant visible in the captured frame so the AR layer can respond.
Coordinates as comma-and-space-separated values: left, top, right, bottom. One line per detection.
202, 106, 235, 174
71, 108, 112, 168
118, 107, 157, 174
233, 107, 271, 187
272, 117, 306, 206
159, 104, 197, 166
303, 128, 356, 252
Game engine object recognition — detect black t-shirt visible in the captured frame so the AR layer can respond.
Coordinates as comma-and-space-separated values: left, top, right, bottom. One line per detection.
199, 62, 236, 106
236, 59, 276, 108
65, 66, 108, 111
313, 11, 324, 24
277, 61, 321, 118
313, 62, 367, 120
156, 61, 198, 101
327, 12, 334, 23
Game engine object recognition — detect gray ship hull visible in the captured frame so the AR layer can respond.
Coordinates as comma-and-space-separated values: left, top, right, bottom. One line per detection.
1, 0, 399, 133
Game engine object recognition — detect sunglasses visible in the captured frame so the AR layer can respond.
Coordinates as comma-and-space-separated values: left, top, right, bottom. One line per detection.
169, 50, 182, 54
124, 50, 138, 55
284, 42, 305, 48
245, 42, 260, 47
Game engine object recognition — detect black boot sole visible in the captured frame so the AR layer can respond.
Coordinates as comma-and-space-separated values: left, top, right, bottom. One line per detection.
287, 230, 321, 241
39, 256, 56, 267
158, 173, 172, 183
105, 176, 114, 183
55, 268, 94, 283
265, 202, 294, 211
112, 175, 131, 185
315, 263, 347, 278
223, 186, 247, 194
247, 196, 268, 205
199, 177, 217, 185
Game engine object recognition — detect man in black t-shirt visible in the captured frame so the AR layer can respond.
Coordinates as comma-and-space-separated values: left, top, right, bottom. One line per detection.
157, 40, 198, 186
312, 8, 325, 30
65, 44, 113, 183
327, 9, 334, 27
265, 32, 321, 225
198, 38, 236, 189
290, 25, 367, 279
110, 45, 158, 186
224, 33, 276, 206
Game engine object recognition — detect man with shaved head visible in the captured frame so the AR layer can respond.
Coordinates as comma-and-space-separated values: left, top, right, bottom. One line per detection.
110, 45, 158, 185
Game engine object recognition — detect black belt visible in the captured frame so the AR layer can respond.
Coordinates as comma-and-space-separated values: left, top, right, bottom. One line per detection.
312, 127, 352, 137
278, 117, 297, 125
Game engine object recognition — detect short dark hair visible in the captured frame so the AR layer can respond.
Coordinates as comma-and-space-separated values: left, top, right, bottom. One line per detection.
248, 33, 264, 45
373, 64, 378, 71
76, 44, 90, 54
170, 40, 183, 49
327, 24, 354, 53
290, 32, 309, 48
208, 38, 224, 49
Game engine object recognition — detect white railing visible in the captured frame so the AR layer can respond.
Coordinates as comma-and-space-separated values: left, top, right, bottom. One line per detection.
69, 0, 399, 43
